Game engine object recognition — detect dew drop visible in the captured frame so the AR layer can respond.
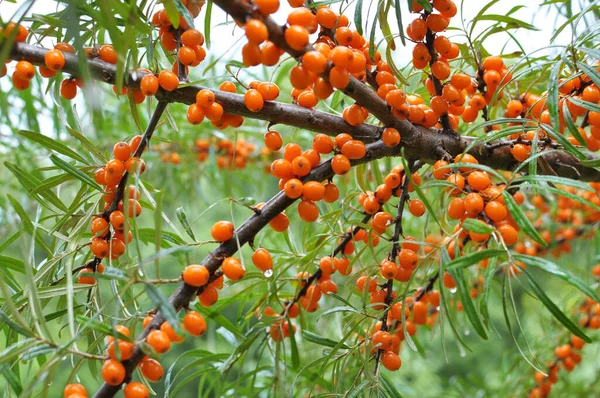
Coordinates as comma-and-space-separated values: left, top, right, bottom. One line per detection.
449, 287, 458, 294
464, 329, 470, 336
264, 269, 273, 278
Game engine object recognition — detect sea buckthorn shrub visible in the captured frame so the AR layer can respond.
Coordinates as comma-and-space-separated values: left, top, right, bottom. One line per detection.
1, 0, 600, 397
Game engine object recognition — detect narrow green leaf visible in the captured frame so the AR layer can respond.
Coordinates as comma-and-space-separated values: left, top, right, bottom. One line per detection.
354, 0, 363, 36
448, 269, 488, 339
523, 269, 591, 343
288, 319, 300, 369
462, 219, 496, 234
18, 130, 88, 164
512, 174, 593, 192
445, 248, 505, 271
49, 155, 103, 191
380, 374, 404, 397
302, 330, 349, 349
176, 207, 196, 241
514, 254, 600, 302
502, 191, 546, 246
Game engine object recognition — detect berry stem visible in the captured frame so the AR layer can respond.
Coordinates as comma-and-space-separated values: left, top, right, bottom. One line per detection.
373, 162, 414, 376
281, 212, 373, 317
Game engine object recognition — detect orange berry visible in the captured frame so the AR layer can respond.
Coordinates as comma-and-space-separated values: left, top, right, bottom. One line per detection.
408, 199, 426, 217
298, 200, 319, 222
158, 70, 179, 91
107, 339, 134, 361
60, 79, 77, 100
331, 154, 351, 175
284, 178, 304, 198
184, 311, 207, 336
381, 351, 402, 371
183, 264, 210, 286
426, 14, 449, 32
254, 0, 280, 14
252, 248, 273, 272
222, 257, 246, 281
285, 25, 309, 50
244, 89, 264, 112
146, 330, 171, 354
264, 130, 283, 151
140, 358, 163, 382
64, 383, 87, 397
101, 359, 125, 386
382, 127, 401, 147
211, 221, 234, 241
123, 382, 149, 398
257, 82, 280, 100
99, 45, 118, 64
77, 268, 96, 285
44, 49, 65, 71
245, 19, 268, 45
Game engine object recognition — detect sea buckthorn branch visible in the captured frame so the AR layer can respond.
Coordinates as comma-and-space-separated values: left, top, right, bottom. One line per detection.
8, 42, 381, 142
9, 42, 600, 182
281, 212, 373, 317
103, 101, 168, 217
93, 140, 403, 397
373, 163, 413, 375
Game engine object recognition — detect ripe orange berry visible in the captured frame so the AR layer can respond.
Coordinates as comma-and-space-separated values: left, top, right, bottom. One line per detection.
184, 311, 207, 336
284, 178, 304, 198
426, 13, 449, 32
181, 29, 204, 47
381, 351, 402, 371
252, 248, 273, 272
44, 49, 65, 71
140, 358, 163, 382
244, 89, 264, 112
331, 154, 351, 175
408, 199, 426, 217
447, 197, 465, 220
222, 257, 246, 281
77, 268, 96, 285
285, 25, 309, 50
211, 221, 234, 241
431, 61, 450, 80
101, 359, 126, 386
90, 238, 110, 258
303, 181, 325, 201
254, 0, 280, 14
15, 61, 35, 79
146, 330, 171, 354
123, 382, 149, 398
372, 330, 392, 350
381, 127, 401, 147
467, 171, 490, 191
160, 321, 184, 343
406, 18, 427, 41
64, 383, 87, 397
484, 201, 507, 222
329, 66, 349, 89
177, 46, 196, 65
380, 260, 398, 279
99, 45, 118, 64
183, 264, 210, 286
464, 193, 484, 216
264, 130, 283, 151
298, 200, 319, 222
302, 50, 328, 74
257, 82, 279, 100
291, 155, 312, 176
60, 79, 78, 100
341, 140, 366, 159
482, 56, 504, 71
245, 19, 269, 44
511, 143, 531, 162
107, 339, 134, 361
158, 70, 179, 91
497, 224, 518, 246
199, 285, 219, 306
113, 142, 131, 161
323, 183, 339, 202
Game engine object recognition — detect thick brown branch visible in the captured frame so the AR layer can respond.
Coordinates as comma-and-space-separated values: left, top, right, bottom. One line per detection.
9, 42, 600, 182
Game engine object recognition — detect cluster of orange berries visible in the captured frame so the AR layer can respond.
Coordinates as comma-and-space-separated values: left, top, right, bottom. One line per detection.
361, 280, 442, 371
432, 153, 521, 250
510, 68, 600, 161
272, 133, 372, 222
83, 136, 146, 270
95, 307, 207, 395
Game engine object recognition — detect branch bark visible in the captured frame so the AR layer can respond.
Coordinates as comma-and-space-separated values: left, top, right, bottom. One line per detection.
9, 42, 600, 182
